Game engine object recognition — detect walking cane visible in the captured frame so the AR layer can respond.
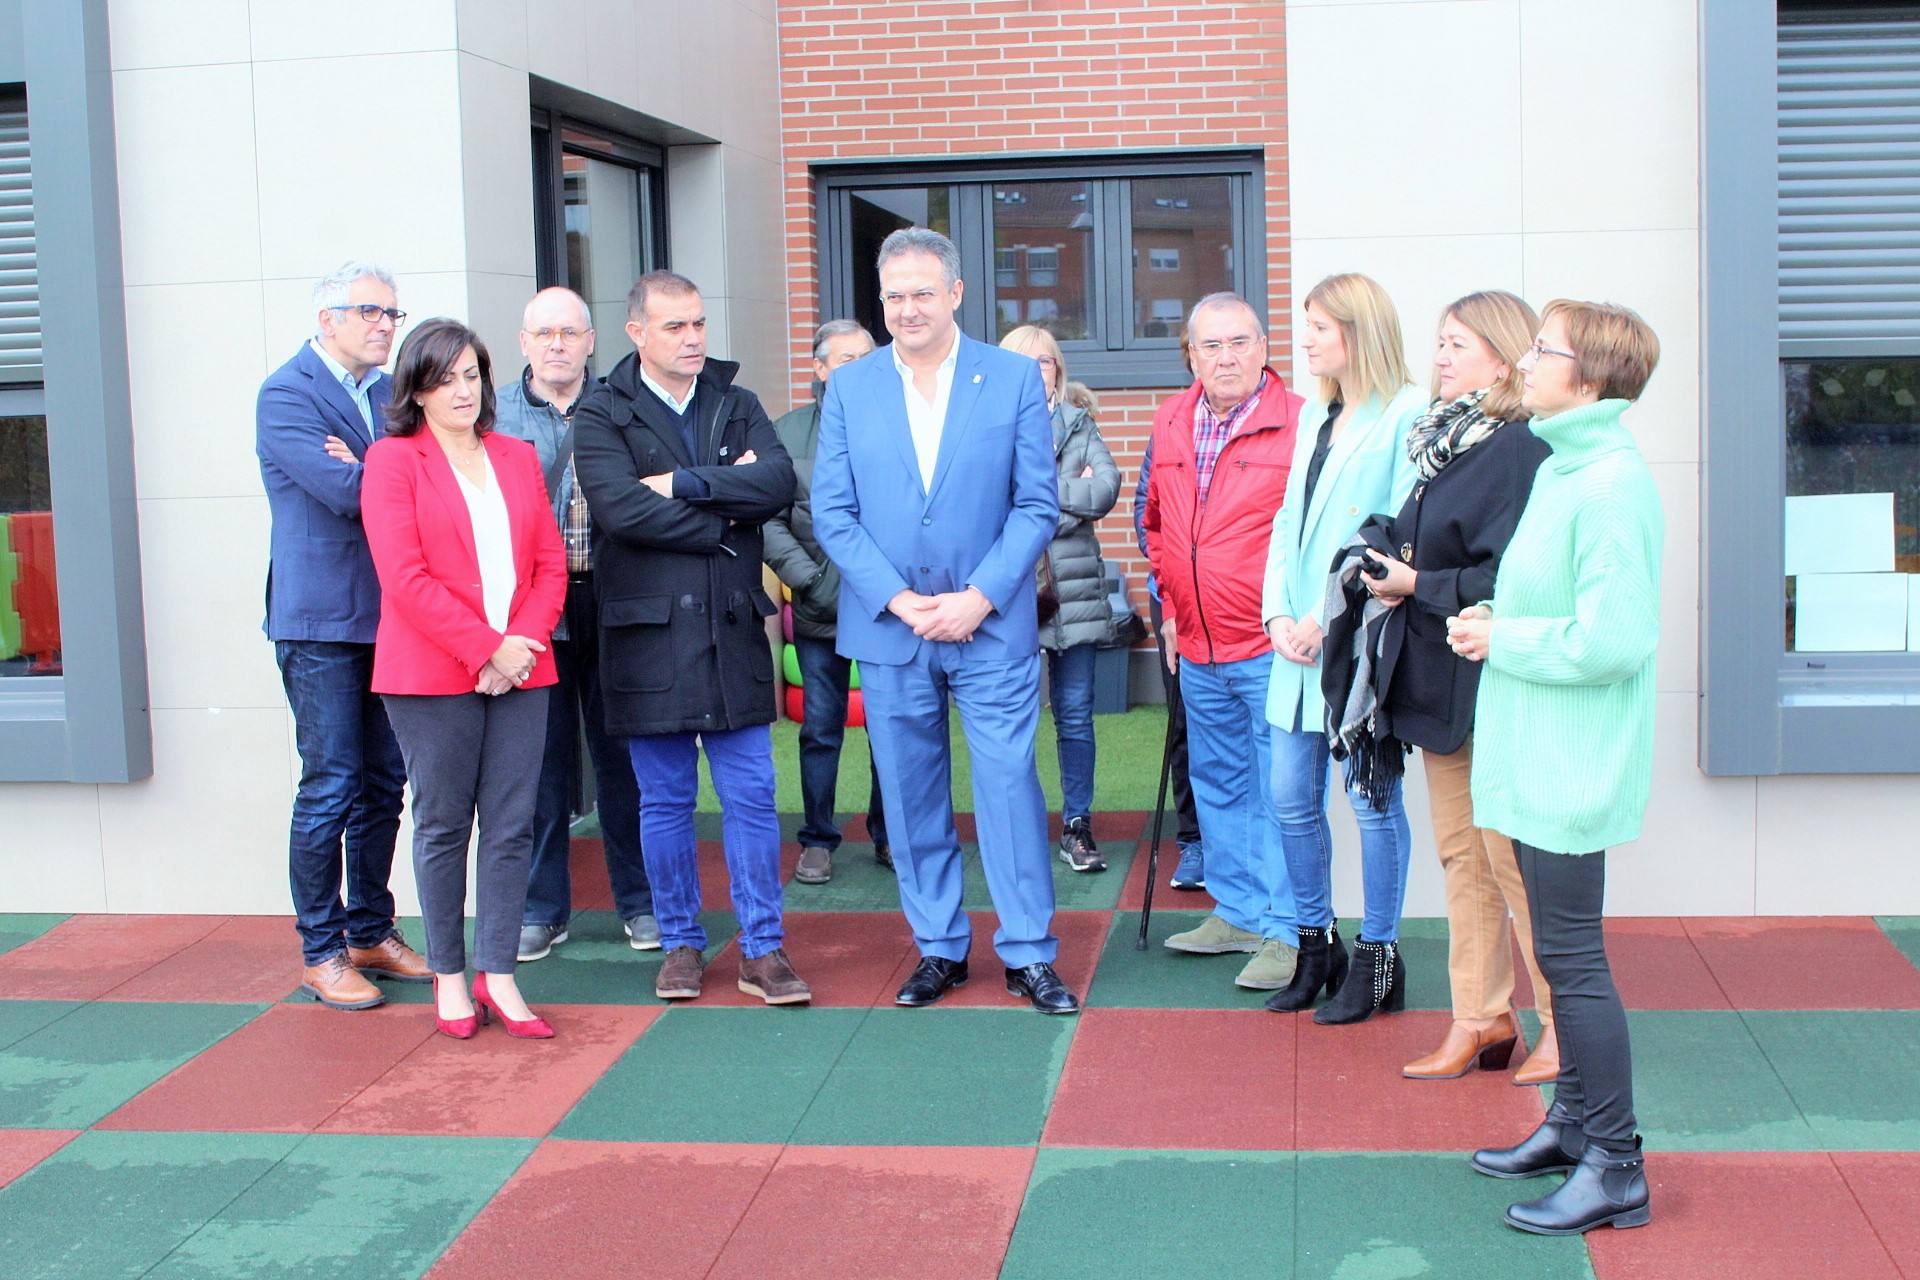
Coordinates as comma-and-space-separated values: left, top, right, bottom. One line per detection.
1135, 675, 1181, 950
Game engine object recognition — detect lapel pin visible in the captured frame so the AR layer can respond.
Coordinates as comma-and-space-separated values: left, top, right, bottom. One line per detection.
972, 373, 982, 383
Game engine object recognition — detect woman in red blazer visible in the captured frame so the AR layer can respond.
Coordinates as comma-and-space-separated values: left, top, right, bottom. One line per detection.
362, 318, 567, 1040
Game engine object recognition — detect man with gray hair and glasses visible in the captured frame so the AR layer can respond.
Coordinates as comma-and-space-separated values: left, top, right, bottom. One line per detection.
256, 260, 430, 1010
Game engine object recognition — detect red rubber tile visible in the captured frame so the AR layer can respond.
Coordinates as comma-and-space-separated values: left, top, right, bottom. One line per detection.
566, 837, 613, 911
98, 1003, 432, 1132
1587, 1152, 1900, 1279
693, 841, 807, 904
1833, 1153, 1920, 1276
1294, 1010, 1546, 1150
0, 1129, 80, 1188
0, 915, 225, 1000
708, 1145, 1034, 1280
104, 916, 302, 1003
427, 1140, 779, 1280
876, 909, 1110, 1009
1586, 918, 1729, 1011
1116, 830, 1214, 913
1685, 917, 1920, 1010
319, 1003, 658, 1137
1043, 1008, 1293, 1149
703, 912, 915, 1007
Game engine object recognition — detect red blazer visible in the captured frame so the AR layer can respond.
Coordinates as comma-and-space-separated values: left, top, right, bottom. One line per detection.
361, 430, 567, 695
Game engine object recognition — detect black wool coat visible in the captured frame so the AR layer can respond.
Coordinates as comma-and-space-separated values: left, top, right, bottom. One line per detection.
573, 352, 796, 737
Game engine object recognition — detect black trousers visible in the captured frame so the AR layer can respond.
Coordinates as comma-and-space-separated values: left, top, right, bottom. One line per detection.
1149, 595, 1201, 846
1516, 842, 1637, 1149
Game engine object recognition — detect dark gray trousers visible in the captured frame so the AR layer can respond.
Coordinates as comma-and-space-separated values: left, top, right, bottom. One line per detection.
382, 688, 549, 974
1516, 842, 1638, 1149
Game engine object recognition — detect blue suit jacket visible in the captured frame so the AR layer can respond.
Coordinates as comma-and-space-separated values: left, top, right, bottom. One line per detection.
255, 343, 391, 643
812, 334, 1058, 666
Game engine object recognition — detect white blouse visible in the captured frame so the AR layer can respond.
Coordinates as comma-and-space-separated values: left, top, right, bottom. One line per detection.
453, 453, 515, 634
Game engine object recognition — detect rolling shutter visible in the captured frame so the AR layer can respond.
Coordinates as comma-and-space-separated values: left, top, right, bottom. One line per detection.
0, 104, 37, 382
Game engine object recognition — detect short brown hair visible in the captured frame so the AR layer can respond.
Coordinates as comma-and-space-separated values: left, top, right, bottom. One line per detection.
1542, 299, 1661, 402
385, 318, 495, 437
1433, 291, 1539, 421
626, 270, 699, 324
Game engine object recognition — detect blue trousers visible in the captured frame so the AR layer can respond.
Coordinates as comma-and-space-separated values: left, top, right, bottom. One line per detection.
861, 644, 1057, 968
793, 634, 888, 852
1180, 653, 1295, 943
625, 725, 784, 960
1046, 642, 1097, 823
1271, 724, 1412, 942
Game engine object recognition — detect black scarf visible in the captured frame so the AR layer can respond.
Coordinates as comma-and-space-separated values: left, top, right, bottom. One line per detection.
1319, 523, 1409, 812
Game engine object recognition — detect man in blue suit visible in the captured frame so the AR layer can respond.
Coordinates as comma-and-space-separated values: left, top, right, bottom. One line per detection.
813, 227, 1078, 1014
256, 261, 428, 1010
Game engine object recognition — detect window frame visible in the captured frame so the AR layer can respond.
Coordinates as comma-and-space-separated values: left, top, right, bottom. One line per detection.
529, 107, 668, 293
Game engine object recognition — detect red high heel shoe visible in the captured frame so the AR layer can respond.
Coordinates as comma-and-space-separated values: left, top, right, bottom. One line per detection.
473, 972, 554, 1039
433, 975, 478, 1040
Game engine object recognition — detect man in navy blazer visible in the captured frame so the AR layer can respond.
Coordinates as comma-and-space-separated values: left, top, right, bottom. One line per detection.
813, 227, 1078, 1014
256, 261, 428, 1010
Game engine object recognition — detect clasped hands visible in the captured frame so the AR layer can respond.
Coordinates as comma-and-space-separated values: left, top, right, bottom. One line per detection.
1444, 604, 1493, 663
476, 634, 546, 696
1268, 614, 1324, 666
889, 586, 993, 644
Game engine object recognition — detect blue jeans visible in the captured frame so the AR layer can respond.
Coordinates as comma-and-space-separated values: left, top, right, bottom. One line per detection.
1271, 724, 1412, 942
274, 640, 406, 965
1047, 642, 1097, 822
1179, 653, 1295, 943
626, 725, 784, 960
793, 634, 888, 851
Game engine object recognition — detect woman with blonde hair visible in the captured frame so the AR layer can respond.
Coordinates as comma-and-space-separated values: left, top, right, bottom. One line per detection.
1259, 272, 1428, 1021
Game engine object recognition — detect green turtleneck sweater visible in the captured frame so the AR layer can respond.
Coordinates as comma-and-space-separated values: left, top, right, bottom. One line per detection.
1468, 398, 1663, 854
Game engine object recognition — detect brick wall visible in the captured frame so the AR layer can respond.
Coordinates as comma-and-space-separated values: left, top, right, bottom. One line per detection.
776, 0, 1291, 609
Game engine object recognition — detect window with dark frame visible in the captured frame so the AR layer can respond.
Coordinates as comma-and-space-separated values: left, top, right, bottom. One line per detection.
530, 110, 668, 345
0, 91, 54, 680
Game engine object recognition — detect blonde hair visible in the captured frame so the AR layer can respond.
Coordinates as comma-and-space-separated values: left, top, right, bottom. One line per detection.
1303, 273, 1412, 407
1430, 291, 1539, 422
1540, 299, 1661, 402
999, 324, 1067, 400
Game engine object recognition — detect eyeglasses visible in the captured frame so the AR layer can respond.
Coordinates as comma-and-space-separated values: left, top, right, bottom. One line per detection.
332, 304, 407, 326
1192, 335, 1261, 359
524, 327, 590, 346
1526, 339, 1578, 362
881, 289, 946, 308
1035, 355, 1058, 368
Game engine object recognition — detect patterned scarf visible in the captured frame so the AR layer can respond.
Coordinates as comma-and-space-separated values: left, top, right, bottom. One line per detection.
1406, 386, 1502, 481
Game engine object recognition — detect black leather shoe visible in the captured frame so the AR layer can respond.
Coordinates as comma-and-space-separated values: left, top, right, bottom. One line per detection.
1472, 1102, 1587, 1179
874, 842, 893, 870
1005, 962, 1080, 1015
895, 955, 968, 1007
1505, 1138, 1651, 1235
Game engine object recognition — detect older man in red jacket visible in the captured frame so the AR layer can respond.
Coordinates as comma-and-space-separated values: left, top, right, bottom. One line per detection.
1143, 292, 1305, 992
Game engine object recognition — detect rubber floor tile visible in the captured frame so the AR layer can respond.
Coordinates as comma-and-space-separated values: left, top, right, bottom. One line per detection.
99, 1003, 432, 1133
1743, 1010, 1920, 1149
1585, 1152, 1900, 1280
1589, 918, 1730, 1010
1875, 915, 1920, 971
1116, 830, 1217, 912
0, 1000, 264, 1128
703, 911, 915, 1007
1001, 1148, 1294, 1280
145, 1133, 534, 1280
781, 842, 911, 912
0, 1128, 78, 1188
1386, 916, 1459, 1011
1295, 1012, 1546, 1151
1686, 917, 1920, 1009
426, 1140, 779, 1279
0, 914, 67, 959
513, 910, 739, 1006
562, 836, 613, 911
0, 914, 225, 1000
0, 1129, 299, 1280
1832, 1152, 1920, 1276
1295, 1152, 1595, 1279
554, 1006, 865, 1143
790, 1008, 1076, 1146
104, 916, 304, 1003
0, 998, 81, 1051
782, 842, 1129, 913
875, 909, 1109, 1010
1042, 1008, 1293, 1149
697, 841, 808, 907
711, 1145, 1034, 1280
1089, 911, 1281, 1010
1603, 1010, 1818, 1151
319, 1004, 657, 1138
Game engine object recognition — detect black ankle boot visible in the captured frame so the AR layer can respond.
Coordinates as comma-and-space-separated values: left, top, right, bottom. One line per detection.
1471, 1102, 1586, 1179
1312, 937, 1404, 1025
1264, 925, 1348, 1012
1505, 1138, 1651, 1235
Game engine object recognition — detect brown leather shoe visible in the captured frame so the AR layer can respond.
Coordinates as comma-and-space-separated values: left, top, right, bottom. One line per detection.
347, 932, 432, 984
655, 945, 705, 1000
299, 953, 385, 1010
1403, 1011, 1520, 1080
1514, 1022, 1561, 1086
737, 948, 812, 1006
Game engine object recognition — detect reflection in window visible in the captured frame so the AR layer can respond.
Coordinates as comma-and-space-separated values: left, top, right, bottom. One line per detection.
1025, 247, 1060, 287
995, 247, 1018, 287
1150, 248, 1180, 272
991, 182, 1092, 340
849, 185, 953, 338
563, 142, 652, 341
1131, 176, 1232, 339
0, 414, 56, 676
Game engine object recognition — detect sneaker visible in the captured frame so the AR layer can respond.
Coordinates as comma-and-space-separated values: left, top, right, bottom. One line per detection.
1163, 913, 1262, 954
517, 923, 569, 963
794, 845, 834, 884
623, 914, 662, 951
1058, 817, 1107, 873
1235, 938, 1300, 990
1170, 841, 1206, 890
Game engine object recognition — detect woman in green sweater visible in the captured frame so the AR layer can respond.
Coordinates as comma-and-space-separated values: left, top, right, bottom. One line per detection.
1444, 299, 1662, 1236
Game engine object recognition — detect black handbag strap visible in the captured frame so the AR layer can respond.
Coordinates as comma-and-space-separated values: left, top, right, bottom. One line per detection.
543, 421, 576, 500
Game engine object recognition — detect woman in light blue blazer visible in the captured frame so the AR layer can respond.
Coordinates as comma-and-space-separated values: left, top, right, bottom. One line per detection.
1260, 272, 1427, 1024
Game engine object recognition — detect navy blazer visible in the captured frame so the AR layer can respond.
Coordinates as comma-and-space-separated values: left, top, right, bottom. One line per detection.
255, 343, 390, 642
812, 333, 1058, 666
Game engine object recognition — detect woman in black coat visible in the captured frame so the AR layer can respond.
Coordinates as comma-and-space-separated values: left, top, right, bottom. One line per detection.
1359, 291, 1557, 1083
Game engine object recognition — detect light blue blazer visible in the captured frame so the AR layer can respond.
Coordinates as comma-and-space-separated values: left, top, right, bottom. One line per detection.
1261, 382, 1428, 733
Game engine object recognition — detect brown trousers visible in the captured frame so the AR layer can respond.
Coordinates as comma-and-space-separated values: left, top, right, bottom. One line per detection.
1423, 739, 1552, 1024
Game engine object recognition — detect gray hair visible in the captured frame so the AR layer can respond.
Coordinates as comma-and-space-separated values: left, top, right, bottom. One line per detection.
523, 285, 592, 331
312, 260, 396, 312
812, 318, 873, 363
877, 227, 962, 288
1187, 291, 1265, 337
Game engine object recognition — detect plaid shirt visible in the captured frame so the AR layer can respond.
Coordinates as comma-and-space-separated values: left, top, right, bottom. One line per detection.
1191, 371, 1269, 503
562, 457, 592, 573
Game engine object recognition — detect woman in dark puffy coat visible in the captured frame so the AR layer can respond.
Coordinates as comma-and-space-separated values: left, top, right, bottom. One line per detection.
1000, 325, 1120, 873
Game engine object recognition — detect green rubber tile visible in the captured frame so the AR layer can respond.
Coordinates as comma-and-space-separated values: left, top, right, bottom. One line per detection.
0, 1001, 265, 1128
514, 911, 740, 1006
0, 914, 66, 959
782, 843, 1130, 913
555, 1007, 865, 1143
1746, 1010, 1920, 1150
1877, 916, 1920, 972
1381, 916, 1454, 1011
1296, 1153, 1596, 1279
1086, 912, 1279, 1010
1001, 1148, 1295, 1280
781, 846, 908, 912
791, 1008, 1076, 1146
0, 1129, 299, 1280
146, 1133, 534, 1279
0, 1000, 80, 1052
